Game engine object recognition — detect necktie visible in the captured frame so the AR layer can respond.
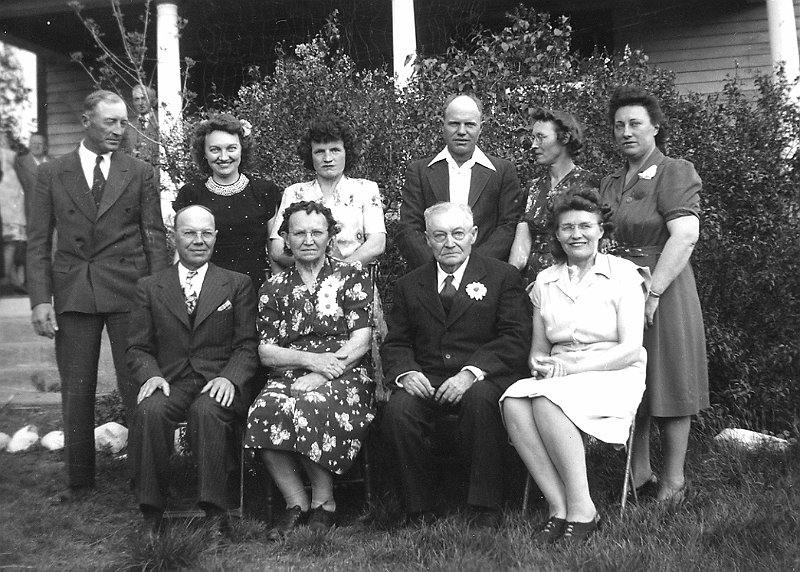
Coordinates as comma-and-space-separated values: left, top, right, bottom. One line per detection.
91, 155, 105, 207
440, 274, 456, 314
139, 115, 148, 130
184, 270, 198, 314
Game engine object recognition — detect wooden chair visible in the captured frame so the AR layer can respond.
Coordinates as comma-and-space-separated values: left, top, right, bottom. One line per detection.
521, 417, 638, 518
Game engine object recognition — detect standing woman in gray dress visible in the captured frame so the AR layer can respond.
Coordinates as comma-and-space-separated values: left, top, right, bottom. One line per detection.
600, 86, 709, 503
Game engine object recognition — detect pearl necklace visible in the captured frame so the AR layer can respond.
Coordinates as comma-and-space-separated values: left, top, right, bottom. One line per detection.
205, 174, 249, 196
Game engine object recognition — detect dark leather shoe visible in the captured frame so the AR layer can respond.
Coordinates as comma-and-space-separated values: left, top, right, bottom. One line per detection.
307, 506, 336, 533
405, 510, 437, 527
266, 506, 307, 541
532, 516, 567, 544
50, 486, 93, 505
470, 507, 502, 529
560, 514, 600, 543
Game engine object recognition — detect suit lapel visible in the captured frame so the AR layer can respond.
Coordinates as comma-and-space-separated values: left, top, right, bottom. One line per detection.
194, 264, 229, 329
416, 263, 446, 324
158, 265, 191, 329
97, 151, 133, 218
60, 150, 97, 220
467, 163, 492, 207
426, 161, 450, 203
447, 256, 486, 326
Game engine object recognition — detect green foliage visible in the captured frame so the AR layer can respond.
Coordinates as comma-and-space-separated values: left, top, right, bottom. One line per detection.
185, 6, 798, 432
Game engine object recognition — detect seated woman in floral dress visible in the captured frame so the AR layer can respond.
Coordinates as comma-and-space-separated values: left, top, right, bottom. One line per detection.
245, 200, 375, 540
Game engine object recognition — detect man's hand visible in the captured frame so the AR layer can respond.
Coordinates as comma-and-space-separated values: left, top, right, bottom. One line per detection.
291, 373, 328, 396
399, 371, 435, 399
306, 352, 347, 380
138, 376, 170, 404
201, 376, 236, 408
31, 303, 58, 339
434, 370, 476, 405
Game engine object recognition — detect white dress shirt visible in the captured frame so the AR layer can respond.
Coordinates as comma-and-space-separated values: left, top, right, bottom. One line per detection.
178, 262, 209, 299
427, 146, 497, 205
78, 142, 112, 188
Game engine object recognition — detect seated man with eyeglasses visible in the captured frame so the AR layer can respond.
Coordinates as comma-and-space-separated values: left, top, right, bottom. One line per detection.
381, 201, 531, 528
126, 205, 258, 538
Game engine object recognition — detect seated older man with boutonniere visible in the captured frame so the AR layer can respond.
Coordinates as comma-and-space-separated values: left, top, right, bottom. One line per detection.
381, 201, 531, 528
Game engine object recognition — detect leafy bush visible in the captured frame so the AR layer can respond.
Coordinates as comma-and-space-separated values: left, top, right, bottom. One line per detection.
173, 6, 799, 433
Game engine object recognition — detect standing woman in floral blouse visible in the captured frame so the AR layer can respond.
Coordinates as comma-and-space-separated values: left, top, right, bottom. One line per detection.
600, 86, 708, 504
245, 201, 375, 540
508, 109, 599, 284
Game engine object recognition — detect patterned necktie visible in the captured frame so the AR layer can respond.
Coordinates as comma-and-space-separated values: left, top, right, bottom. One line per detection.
91, 155, 105, 207
439, 274, 456, 314
184, 270, 198, 314
139, 115, 148, 130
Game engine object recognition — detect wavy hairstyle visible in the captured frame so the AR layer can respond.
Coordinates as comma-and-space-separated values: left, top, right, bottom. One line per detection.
530, 108, 586, 158
278, 200, 340, 257
607, 85, 668, 148
190, 113, 252, 176
297, 115, 361, 173
549, 187, 615, 264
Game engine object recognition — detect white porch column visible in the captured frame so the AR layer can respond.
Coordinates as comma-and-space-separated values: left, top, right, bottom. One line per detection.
156, 0, 182, 210
766, 0, 800, 84
392, 0, 417, 88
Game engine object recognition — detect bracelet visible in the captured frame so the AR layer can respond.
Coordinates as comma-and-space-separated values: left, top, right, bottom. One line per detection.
648, 290, 662, 299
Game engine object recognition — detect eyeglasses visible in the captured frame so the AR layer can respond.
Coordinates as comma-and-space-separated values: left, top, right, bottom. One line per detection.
557, 222, 598, 234
290, 230, 328, 240
428, 230, 468, 243
180, 230, 216, 241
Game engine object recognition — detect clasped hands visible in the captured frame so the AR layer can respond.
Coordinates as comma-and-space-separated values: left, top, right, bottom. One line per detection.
137, 375, 237, 407
289, 349, 350, 396
530, 356, 567, 379
400, 370, 476, 405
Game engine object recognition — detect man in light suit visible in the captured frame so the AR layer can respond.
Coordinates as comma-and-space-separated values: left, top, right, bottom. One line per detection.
127, 205, 258, 535
27, 90, 169, 503
14, 132, 51, 223
122, 84, 160, 174
381, 202, 531, 528
396, 94, 524, 270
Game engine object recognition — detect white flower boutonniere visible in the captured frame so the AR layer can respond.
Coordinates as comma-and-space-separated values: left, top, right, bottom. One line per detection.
638, 165, 657, 180
466, 281, 487, 301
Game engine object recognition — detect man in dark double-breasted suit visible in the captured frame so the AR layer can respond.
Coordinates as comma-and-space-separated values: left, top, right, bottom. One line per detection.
382, 202, 531, 528
26, 90, 169, 503
127, 205, 258, 535
396, 93, 524, 270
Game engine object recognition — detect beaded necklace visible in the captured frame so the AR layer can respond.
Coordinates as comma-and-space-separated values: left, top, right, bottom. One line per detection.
205, 173, 249, 196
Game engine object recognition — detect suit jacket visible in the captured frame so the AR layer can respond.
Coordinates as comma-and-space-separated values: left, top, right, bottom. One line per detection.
126, 263, 259, 396
14, 152, 50, 221
26, 148, 169, 313
122, 111, 160, 168
396, 153, 524, 269
381, 254, 531, 391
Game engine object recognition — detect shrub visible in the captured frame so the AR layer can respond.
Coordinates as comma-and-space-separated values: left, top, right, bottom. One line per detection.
173, 6, 799, 433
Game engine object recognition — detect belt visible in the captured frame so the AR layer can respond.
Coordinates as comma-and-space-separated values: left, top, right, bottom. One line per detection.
614, 245, 663, 257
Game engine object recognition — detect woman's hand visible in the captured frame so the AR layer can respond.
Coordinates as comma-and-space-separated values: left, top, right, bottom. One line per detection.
531, 356, 567, 378
291, 373, 328, 395
644, 295, 659, 329
305, 352, 347, 380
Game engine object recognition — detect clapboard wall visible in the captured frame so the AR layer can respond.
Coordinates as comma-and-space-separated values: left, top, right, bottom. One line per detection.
41, 60, 92, 158
616, 0, 800, 94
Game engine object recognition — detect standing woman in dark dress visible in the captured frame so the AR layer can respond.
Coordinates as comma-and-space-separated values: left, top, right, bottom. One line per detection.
174, 114, 282, 291
600, 86, 709, 504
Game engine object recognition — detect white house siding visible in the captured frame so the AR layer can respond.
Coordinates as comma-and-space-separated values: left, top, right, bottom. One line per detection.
42, 60, 92, 158
615, 1, 800, 94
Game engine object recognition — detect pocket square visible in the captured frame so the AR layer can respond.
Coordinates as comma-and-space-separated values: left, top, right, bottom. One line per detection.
217, 300, 232, 312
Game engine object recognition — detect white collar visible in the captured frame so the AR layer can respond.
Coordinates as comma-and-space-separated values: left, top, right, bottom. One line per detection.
436, 256, 470, 290
79, 141, 112, 164
427, 146, 496, 171
178, 262, 209, 287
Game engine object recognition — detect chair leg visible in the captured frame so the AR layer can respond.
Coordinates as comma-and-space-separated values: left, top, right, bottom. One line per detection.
361, 440, 373, 506
620, 417, 637, 517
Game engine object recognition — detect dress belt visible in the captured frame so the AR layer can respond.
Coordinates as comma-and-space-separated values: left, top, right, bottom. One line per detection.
614, 245, 663, 257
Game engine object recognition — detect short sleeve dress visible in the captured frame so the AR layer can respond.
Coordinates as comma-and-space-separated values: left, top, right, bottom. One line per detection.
521, 166, 599, 283
173, 175, 282, 291
500, 254, 648, 444
270, 176, 386, 260
244, 257, 376, 474
599, 148, 709, 417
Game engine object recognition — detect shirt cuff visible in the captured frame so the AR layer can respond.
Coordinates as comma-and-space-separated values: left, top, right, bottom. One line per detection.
461, 366, 485, 382
395, 371, 417, 388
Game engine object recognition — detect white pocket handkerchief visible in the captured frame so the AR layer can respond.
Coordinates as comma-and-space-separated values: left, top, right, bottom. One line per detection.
217, 300, 232, 312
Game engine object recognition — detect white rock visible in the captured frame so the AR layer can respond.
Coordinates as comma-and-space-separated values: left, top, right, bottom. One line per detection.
0, 432, 10, 450
41, 430, 65, 451
714, 428, 790, 451
7, 425, 39, 452
94, 422, 128, 454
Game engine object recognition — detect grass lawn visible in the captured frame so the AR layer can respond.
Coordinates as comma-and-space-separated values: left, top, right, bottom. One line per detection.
0, 405, 798, 572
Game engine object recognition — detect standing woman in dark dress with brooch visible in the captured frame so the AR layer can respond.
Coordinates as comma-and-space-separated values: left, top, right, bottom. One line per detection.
600, 86, 709, 504
174, 114, 282, 291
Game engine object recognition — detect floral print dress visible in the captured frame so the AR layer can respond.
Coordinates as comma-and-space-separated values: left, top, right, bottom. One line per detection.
244, 257, 376, 474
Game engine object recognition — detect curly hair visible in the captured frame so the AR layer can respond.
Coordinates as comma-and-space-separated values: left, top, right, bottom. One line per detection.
297, 115, 361, 173
278, 200, 340, 256
549, 187, 615, 264
530, 108, 585, 158
607, 85, 667, 147
190, 113, 252, 176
